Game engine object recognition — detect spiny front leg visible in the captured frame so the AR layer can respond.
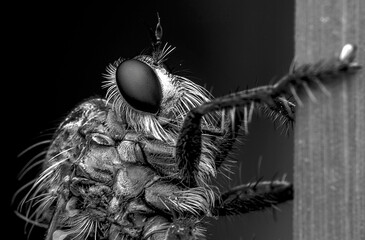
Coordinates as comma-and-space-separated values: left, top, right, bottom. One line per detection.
175, 88, 294, 186
176, 44, 361, 185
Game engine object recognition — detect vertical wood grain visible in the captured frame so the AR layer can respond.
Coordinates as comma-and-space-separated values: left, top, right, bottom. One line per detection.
294, 0, 365, 239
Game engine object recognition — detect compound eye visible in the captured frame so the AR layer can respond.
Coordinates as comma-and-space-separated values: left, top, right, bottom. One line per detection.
116, 59, 162, 113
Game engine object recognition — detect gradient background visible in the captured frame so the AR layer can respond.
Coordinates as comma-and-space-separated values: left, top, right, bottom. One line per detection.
5, 1, 294, 239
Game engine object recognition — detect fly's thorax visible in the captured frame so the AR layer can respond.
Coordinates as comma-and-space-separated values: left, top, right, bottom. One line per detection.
78, 144, 119, 184
113, 164, 155, 198
27, 97, 214, 239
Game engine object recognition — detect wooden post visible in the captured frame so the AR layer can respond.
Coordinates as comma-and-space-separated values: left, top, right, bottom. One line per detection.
294, 0, 365, 240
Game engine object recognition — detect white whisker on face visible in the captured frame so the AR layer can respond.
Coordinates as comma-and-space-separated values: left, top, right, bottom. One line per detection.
14, 211, 49, 228
17, 140, 51, 158
25, 192, 50, 204
47, 147, 74, 164
18, 158, 45, 180
12, 179, 36, 205
35, 156, 69, 186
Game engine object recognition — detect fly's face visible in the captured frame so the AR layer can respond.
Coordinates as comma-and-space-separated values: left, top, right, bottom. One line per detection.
103, 51, 217, 144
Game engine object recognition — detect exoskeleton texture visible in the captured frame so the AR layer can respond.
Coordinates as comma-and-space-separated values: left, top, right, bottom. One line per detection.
15, 16, 361, 240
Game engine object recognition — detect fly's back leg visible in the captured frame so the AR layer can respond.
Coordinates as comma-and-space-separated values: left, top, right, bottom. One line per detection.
213, 179, 293, 216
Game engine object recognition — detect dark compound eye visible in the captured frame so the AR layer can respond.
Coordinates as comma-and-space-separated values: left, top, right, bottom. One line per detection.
116, 59, 162, 113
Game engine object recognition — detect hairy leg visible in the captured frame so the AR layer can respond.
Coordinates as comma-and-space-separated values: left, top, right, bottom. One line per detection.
175, 44, 360, 185
213, 179, 293, 216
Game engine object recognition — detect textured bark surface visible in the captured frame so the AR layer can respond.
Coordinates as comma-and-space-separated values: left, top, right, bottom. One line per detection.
294, 0, 365, 240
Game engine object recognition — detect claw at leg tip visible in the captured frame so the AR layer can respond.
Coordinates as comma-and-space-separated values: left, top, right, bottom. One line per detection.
339, 44, 357, 63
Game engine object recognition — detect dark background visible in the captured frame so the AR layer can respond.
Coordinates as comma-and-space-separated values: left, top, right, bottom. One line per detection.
4, 1, 294, 239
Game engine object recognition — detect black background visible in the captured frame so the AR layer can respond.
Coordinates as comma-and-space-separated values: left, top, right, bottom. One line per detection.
4, 1, 294, 239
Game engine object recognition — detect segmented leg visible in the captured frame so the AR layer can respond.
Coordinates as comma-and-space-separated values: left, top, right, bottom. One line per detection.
176, 44, 360, 185
213, 179, 293, 216
176, 86, 295, 183
205, 93, 295, 171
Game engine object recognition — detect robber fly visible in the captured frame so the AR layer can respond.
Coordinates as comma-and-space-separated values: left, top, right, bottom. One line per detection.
14, 15, 360, 240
